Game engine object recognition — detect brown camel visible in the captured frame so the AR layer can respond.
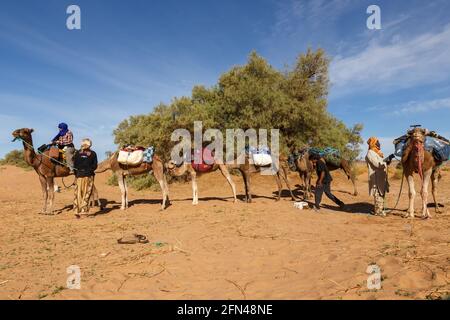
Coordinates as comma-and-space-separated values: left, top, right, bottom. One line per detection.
166, 160, 237, 205
12, 128, 71, 214
401, 128, 441, 219
96, 152, 170, 210
290, 150, 358, 199
238, 155, 296, 203
166, 154, 296, 204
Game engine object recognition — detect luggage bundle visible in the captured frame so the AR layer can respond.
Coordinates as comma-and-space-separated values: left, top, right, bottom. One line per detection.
118, 145, 155, 166
394, 135, 450, 163
248, 145, 272, 167
192, 147, 215, 173
309, 147, 341, 167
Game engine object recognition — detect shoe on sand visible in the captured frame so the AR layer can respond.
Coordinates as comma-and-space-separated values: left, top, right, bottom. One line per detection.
117, 234, 149, 244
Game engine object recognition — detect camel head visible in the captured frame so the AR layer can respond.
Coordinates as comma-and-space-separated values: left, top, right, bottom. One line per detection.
12, 128, 34, 142
409, 128, 427, 144
165, 160, 177, 171
165, 159, 187, 176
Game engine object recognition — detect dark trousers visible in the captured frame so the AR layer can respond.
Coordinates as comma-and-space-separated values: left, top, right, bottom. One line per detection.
315, 182, 344, 209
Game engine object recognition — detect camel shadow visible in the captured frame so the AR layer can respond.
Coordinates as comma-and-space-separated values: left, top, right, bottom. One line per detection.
128, 198, 166, 207
174, 196, 233, 203
427, 203, 445, 208
272, 189, 304, 199
321, 202, 373, 215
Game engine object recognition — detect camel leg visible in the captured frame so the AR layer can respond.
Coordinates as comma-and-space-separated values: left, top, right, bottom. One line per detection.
124, 177, 129, 209
118, 175, 127, 210
406, 174, 416, 218
240, 169, 252, 203
280, 166, 296, 200
307, 172, 313, 199
39, 175, 48, 214
158, 174, 170, 210
191, 170, 198, 205
342, 165, 358, 196
274, 173, 283, 201
219, 164, 237, 203
153, 161, 170, 210
421, 169, 432, 219
299, 172, 308, 200
91, 186, 101, 208
246, 172, 253, 203
431, 169, 441, 214
350, 175, 358, 196
47, 177, 55, 215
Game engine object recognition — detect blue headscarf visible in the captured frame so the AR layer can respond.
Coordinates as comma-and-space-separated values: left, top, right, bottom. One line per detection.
52, 123, 69, 142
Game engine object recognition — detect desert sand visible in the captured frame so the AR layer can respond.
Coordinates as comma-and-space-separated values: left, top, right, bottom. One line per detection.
0, 163, 448, 300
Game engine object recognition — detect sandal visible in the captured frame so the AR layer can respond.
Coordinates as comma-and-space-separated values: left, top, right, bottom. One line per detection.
117, 234, 149, 244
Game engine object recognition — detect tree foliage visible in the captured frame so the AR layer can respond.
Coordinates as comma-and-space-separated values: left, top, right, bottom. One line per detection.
0, 150, 31, 169
114, 49, 363, 161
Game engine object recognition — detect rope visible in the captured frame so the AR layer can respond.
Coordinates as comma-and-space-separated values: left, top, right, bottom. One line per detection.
384, 172, 404, 215
61, 176, 77, 189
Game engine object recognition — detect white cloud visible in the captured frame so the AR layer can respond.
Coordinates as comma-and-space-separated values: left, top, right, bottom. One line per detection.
368, 97, 450, 116
391, 98, 450, 115
330, 24, 450, 96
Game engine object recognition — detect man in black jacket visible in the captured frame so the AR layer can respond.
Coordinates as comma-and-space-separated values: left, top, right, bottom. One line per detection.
73, 138, 98, 217
309, 153, 345, 212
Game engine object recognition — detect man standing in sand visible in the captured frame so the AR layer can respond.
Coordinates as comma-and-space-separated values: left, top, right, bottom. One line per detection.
365, 137, 394, 217
73, 138, 98, 218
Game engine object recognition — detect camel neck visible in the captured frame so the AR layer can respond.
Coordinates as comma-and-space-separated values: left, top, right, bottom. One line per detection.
22, 138, 36, 167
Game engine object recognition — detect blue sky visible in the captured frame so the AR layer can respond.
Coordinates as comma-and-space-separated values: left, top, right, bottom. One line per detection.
1, 0, 450, 159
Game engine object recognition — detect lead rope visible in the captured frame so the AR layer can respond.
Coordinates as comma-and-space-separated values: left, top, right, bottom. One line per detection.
384, 156, 405, 215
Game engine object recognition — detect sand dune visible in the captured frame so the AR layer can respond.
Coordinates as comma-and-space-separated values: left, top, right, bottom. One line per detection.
0, 164, 448, 300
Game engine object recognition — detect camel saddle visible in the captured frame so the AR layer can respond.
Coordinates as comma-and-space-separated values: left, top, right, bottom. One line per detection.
192, 148, 215, 173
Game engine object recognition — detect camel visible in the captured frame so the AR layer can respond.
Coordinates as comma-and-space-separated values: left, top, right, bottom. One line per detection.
238, 154, 296, 203
96, 152, 170, 210
401, 128, 442, 219
166, 154, 296, 204
166, 159, 238, 205
12, 128, 73, 214
290, 149, 358, 199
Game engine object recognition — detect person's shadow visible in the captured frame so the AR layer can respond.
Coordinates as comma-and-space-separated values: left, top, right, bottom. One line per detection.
318, 202, 374, 215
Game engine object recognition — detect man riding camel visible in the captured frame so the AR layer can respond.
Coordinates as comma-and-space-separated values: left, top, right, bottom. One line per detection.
365, 137, 395, 216
52, 123, 75, 173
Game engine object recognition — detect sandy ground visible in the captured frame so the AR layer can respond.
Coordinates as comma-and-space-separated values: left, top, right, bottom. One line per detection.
0, 163, 449, 300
